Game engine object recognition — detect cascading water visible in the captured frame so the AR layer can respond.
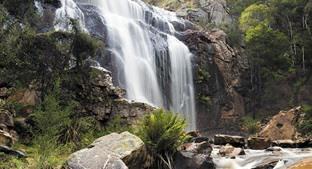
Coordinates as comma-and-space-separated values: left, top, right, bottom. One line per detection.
55, 0, 197, 130
54, 0, 86, 31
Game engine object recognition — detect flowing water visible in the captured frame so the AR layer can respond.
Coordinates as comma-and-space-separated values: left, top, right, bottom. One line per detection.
54, 0, 196, 130
54, 0, 86, 31
212, 147, 312, 169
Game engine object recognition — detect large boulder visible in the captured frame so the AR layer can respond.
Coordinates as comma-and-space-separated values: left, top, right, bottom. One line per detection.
65, 132, 145, 169
214, 134, 245, 147
259, 106, 302, 141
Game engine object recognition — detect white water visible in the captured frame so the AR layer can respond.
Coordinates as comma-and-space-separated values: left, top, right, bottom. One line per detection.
55, 0, 197, 129
54, 0, 86, 31
212, 147, 312, 169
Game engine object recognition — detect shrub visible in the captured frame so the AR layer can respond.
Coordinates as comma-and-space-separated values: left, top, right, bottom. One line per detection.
298, 105, 312, 136
241, 116, 260, 134
136, 109, 189, 169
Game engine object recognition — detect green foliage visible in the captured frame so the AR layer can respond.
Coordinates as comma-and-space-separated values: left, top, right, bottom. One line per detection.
239, 4, 273, 32
298, 104, 312, 136
241, 116, 260, 134
70, 19, 102, 68
136, 109, 189, 169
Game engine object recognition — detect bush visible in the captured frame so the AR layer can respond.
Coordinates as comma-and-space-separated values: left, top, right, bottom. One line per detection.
298, 105, 312, 136
241, 116, 260, 134
136, 109, 189, 169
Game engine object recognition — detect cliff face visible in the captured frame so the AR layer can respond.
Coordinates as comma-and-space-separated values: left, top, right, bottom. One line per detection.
179, 29, 248, 132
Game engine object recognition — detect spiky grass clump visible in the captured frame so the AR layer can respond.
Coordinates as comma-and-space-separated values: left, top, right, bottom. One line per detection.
136, 109, 189, 169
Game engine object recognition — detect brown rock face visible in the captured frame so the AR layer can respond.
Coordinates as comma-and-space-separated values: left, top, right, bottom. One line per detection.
259, 106, 301, 141
180, 29, 248, 132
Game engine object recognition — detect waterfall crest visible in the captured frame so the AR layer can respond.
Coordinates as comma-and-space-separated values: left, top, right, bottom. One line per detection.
55, 0, 197, 130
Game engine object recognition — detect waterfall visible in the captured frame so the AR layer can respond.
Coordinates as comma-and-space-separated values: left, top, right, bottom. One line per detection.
54, 0, 86, 31
55, 0, 197, 130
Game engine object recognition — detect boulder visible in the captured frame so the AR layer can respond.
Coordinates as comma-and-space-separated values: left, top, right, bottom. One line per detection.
174, 151, 215, 169
181, 141, 213, 155
259, 106, 301, 141
247, 137, 271, 150
65, 132, 145, 169
0, 130, 13, 147
214, 134, 245, 147
219, 144, 245, 158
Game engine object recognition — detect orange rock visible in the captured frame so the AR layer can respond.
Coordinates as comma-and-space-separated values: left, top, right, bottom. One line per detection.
259, 106, 301, 141
289, 158, 312, 169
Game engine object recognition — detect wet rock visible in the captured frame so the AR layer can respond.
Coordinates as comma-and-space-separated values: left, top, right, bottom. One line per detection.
259, 106, 301, 141
296, 138, 312, 148
214, 134, 245, 147
192, 136, 210, 143
0, 130, 13, 147
248, 137, 271, 150
65, 132, 145, 169
272, 140, 297, 148
265, 146, 282, 152
219, 144, 245, 157
0, 145, 26, 158
253, 160, 279, 169
174, 151, 215, 169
